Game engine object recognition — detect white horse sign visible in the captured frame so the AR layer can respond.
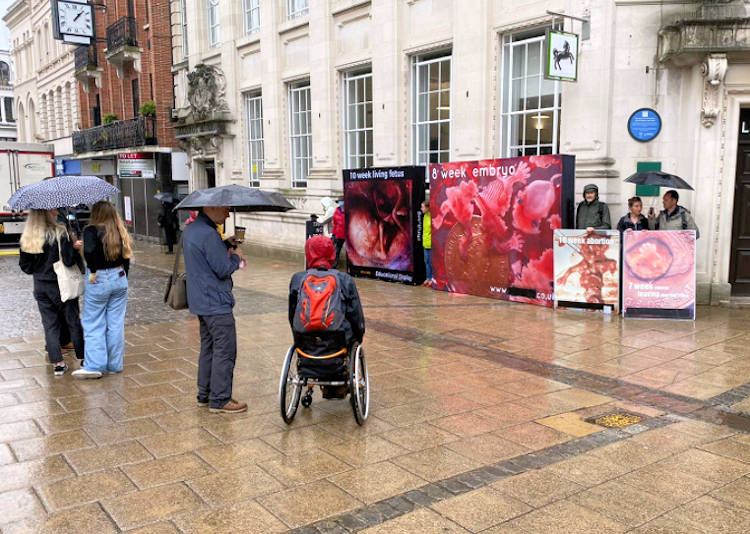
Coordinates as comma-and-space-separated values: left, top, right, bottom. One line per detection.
545, 30, 579, 82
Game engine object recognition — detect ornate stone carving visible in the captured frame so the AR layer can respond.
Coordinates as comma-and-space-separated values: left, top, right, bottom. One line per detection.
186, 64, 230, 121
701, 53, 728, 128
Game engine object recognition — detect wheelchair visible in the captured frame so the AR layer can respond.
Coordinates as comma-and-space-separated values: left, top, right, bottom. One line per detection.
278, 337, 369, 426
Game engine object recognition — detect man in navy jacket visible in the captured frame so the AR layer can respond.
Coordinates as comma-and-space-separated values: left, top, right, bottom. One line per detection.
183, 207, 247, 413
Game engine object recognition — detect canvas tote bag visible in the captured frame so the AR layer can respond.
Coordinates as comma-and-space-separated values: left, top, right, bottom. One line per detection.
53, 236, 85, 302
164, 235, 188, 310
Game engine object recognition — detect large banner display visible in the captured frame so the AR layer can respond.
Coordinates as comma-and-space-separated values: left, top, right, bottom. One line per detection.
622, 230, 696, 320
343, 166, 426, 285
429, 155, 575, 306
554, 229, 620, 313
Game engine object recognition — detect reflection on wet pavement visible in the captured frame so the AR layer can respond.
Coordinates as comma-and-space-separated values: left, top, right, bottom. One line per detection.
2, 243, 750, 533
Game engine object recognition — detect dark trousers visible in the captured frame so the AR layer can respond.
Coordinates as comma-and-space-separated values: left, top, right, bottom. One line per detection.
197, 313, 237, 408
333, 238, 345, 267
33, 280, 84, 363
164, 225, 177, 253
59, 311, 70, 346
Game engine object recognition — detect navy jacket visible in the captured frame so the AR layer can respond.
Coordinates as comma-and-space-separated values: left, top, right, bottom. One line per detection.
183, 212, 241, 316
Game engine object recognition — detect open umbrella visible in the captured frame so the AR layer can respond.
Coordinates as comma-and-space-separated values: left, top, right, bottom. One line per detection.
624, 171, 694, 190
174, 184, 294, 212
8, 176, 120, 211
154, 192, 176, 203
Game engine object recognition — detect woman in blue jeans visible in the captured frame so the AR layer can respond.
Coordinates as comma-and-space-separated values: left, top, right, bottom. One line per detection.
73, 201, 133, 379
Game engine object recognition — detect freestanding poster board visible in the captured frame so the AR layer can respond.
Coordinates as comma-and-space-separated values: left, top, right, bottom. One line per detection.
343, 166, 426, 285
553, 229, 620, 313
622, 230, 696, 320
429, 155, 575, 306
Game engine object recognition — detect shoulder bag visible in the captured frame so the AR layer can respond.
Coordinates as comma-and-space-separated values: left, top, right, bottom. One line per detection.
53, 236, 85, 302
164, 235, 188, 310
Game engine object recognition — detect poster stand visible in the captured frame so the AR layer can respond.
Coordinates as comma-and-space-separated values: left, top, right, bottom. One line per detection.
343, 166, 426, 285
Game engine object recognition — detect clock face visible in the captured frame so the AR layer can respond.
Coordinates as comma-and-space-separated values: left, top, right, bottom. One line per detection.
58, 1, 93, 37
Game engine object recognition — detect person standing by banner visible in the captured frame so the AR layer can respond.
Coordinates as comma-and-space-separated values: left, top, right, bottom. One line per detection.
332, 199, 346, 268
576, 184, 611, 231
616, 196, 649, 234
648, 190, 700, 238
421, 201, 433, 286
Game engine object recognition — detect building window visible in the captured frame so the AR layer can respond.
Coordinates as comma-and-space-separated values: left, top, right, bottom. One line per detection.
245, 93, 264, 188
289, 81, 311, 188
287, 0, 308, 20
343, 71, 373, 169
180, 0, 188, 58
412, 51, 451, 167
501, 28, 561, 156
3, 98, 13, 123
132, 79, 140, 118
207, 0, 220, 48
0, 62, 9, 85
243, 0, 260, 34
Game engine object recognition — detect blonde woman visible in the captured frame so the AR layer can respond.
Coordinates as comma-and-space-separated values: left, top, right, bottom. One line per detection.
73, 201, 133, 379
19, 209, 85, 376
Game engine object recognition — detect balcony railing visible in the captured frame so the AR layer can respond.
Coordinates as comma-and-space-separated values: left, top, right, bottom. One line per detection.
73, 116, 156, 153
74, 45, 97, 71
106, 17, 137, 51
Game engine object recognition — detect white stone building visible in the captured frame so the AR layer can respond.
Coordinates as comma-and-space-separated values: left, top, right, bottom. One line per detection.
0, 49, 17, 141
4, 0, 79, 156
171, 0, 750, 304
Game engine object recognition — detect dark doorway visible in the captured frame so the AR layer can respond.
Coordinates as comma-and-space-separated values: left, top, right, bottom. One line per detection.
730, 108, 750, 295
205, 160, 216, 188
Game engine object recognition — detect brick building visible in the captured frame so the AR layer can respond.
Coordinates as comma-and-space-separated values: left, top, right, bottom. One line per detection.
72, 0, 187, 240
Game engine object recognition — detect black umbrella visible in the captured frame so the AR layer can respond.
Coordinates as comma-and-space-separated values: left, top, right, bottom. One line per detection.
174, 184, 294, 212
154, 192, 176, 203
624, 171, 694, 190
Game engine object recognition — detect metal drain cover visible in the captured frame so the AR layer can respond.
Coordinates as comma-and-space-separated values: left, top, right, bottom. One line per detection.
588, 412, 644, 428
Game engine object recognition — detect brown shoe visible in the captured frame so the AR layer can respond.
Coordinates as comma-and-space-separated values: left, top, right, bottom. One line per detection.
61, 343, 74, 350
209, 399, 247, 414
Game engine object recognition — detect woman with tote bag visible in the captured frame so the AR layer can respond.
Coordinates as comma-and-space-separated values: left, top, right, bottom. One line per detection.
73, 201, 133, 379
19, 209, 85, 376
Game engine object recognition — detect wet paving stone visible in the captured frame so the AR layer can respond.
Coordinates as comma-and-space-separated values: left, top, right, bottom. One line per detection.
3, 243, 750, 533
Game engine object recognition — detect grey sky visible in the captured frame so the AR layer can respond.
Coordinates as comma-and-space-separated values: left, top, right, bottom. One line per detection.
0, 0, 14, 51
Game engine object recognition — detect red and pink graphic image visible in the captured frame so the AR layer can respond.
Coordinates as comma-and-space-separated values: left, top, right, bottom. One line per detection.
429, 155, 575, 306
622, 230, 696, 320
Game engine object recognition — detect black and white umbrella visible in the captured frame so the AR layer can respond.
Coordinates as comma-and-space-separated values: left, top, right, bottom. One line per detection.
8, 175, 119, 211
174, 184, 294, 212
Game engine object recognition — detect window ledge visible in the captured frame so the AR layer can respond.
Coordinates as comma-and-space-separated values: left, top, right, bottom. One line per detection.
237, 32, 261, 49
279, 15, 309, 35
331, 0, 370, 17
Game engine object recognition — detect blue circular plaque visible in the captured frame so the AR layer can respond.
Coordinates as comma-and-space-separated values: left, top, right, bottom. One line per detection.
628, 108, 662, 142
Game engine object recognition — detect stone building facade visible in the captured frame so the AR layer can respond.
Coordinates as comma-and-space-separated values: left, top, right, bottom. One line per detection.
4, 0, 79, 156
166, 0, 750, 304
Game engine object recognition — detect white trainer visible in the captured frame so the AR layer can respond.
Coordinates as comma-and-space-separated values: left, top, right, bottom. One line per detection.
71, 368, 103, 379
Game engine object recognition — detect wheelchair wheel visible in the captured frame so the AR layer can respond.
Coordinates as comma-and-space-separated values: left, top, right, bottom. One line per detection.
279, 346, 302, 424
349, 343, 370, 425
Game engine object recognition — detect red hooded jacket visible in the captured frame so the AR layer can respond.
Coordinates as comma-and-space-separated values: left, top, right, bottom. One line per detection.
332, 207, 345, 240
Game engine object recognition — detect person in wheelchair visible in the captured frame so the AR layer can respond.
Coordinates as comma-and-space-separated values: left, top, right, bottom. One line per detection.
289, 235, 365, 399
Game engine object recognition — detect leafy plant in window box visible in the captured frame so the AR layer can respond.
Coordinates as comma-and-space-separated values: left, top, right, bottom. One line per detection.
103, 113, 118, 124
